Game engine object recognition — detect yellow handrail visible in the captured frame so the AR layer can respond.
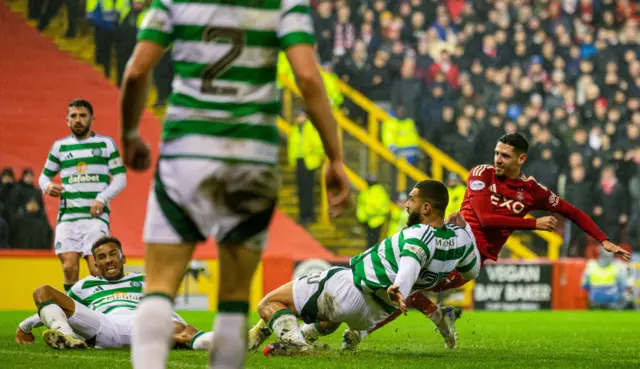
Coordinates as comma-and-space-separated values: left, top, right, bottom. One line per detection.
278, 73, 427, 195
334, 78, 563, 260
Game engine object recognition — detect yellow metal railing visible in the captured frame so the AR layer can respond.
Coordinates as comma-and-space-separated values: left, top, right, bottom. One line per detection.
334, 79, 563, 260
276, 116, 403, 221
277, 79, 538, 260
636, 263, 640, 306
279, 74, 425, 195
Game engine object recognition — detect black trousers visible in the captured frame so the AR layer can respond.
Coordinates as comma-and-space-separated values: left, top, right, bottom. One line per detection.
296, 159, 315, 225
563, 222, 587, 257
366, 224, 382, 247
38, 0, 79, 36
94, 18, 137, 85
28, 0, 43, 20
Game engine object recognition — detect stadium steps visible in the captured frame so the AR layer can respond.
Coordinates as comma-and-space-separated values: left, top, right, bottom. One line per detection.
9, 1, 369, 256
276, 134, 367, 256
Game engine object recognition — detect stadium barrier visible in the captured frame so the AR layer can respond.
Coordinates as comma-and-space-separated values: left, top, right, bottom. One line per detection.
472, 259, 640, 311
0, 249, 264, 311
3, 247, 635, 312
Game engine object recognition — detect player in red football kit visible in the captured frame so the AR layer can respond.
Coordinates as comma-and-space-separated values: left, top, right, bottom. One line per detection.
341, 133, 630, 351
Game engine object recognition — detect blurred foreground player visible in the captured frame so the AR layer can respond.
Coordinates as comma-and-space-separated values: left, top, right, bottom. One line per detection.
119, 0, 350, 367
344, 133, 630, 351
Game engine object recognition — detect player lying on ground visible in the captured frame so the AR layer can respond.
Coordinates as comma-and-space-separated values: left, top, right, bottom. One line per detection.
342, 133, 631, 351
15, 236, 213, 351
238, 180, 480, 356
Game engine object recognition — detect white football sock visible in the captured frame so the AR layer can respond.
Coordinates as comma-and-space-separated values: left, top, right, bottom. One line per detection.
131, 294, 174, 369
209, 312, 247, 369
300, 323, 320, 341
191, 331, 214, 351
269, 310, 306, 345
39, 304, 73, 336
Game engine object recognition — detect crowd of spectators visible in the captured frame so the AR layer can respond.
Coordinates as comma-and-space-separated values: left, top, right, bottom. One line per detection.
0, 168, 52, 250
312, 0, 640, 257
16, 0, 640, 257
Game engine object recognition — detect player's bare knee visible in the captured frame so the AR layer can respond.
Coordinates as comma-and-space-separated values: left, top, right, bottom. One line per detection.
33, 285, 56, 305
257, 297, 272, 319
257, 287, 293, 321
61, 260, 79, 280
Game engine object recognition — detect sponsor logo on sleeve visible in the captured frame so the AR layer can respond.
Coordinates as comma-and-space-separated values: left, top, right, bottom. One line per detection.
406, 244, 427, 264
470, 180, 486, 191
549, 193, 559, 207
110, 157, 123, 167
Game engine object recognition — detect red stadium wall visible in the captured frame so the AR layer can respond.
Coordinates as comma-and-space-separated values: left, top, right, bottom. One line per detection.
0, 3, 344, 309
552, 259, 588, 310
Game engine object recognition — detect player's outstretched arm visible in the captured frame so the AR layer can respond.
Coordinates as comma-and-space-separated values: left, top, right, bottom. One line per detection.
286, 44, 350, 216
393, 234, 432, 313
531, 182, 630, 259
392, 256, 422, 310
549, 197, 630, 260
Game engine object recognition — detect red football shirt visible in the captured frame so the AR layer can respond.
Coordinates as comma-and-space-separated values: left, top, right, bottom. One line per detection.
460, 165, 608, 260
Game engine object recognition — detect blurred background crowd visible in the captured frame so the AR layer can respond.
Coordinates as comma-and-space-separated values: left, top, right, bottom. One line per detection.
306, 0, 640, 258
5, 0, 640, 264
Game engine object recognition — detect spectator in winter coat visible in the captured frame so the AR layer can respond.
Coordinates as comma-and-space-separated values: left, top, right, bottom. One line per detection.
9, 197, 52, 250
391, 57, 422, 121
7, 168, 43, 219
427, 50, 460, 89
0, 168, 15, 221
333, 5, 356, 58
627, 167, 640, 257
443, 116, 474, 168
562, 165, 594, 256
312, 0, 335, 63
593, 167, 628, 244
0, 215, 8, 249
367, 50, 393, 112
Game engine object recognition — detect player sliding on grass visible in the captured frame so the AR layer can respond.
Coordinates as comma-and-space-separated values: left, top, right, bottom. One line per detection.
342, 132, 631, 351
240, 180, 480, 356
15, 236, 213, 351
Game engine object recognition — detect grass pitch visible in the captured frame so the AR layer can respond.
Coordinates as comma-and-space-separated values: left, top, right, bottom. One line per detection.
1, 310, 638, 369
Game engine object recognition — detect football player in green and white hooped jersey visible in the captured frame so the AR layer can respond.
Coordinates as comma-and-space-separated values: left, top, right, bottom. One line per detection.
119, 0, 351, 368
15, 236, 215, 351
38, 99, 127, 292
244, 180, 480, 356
